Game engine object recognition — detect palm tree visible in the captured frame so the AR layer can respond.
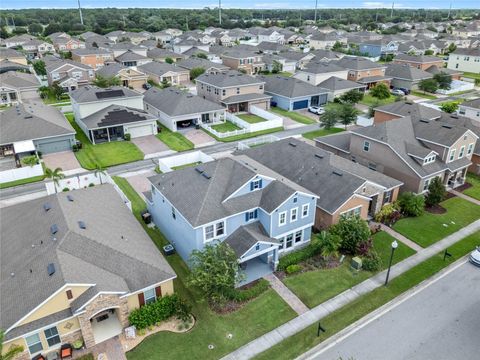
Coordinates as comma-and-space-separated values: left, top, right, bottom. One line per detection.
45, 167, 65, 193
94, 164, 107, 185
318, 231, 341, 259
0, 329, 24, 360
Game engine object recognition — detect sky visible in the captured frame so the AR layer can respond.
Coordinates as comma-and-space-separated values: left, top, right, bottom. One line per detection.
0, 0, 477, 10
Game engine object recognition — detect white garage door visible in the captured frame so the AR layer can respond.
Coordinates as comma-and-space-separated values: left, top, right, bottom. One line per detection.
125, 123, 154, 138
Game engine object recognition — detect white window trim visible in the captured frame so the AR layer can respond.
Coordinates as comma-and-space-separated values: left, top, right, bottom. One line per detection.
25, 332, 43, 355
340, 205, 362, 217
449, 149, 456, 161
203, 221, 225, 242
301, 204, 309, 218
44, 326, 61, 347
204, 224, 215, 241
290, 207, 298, 222
459, 145, 465, 158
278, 211, 287, 226
363, 140, 370, 152
467, 143, 474, 155
143, 287, 156, 304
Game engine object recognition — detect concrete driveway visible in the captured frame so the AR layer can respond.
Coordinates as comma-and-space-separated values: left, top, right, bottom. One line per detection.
131, 135, 169, 155
182, 128, 216, 147
42, 151, 81, 171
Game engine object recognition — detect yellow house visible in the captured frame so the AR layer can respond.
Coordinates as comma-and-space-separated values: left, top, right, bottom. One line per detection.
1, 185, 176, 360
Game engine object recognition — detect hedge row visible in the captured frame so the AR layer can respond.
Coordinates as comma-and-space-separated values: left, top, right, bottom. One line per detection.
225, 278, 270, 302
278, 240, 322, 271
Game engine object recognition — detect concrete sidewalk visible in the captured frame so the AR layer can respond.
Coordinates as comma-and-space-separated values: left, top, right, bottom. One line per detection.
264, 273, 309, 315
371, 222, 423, 252
449, 189, 480, 206
222, 219, 480, 360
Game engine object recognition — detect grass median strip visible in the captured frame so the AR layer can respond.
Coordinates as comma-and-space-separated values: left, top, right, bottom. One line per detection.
0, 175, 45, 189
203, 127, 284, 142
270, 107, 316, 125
302, 127, 344, 140
254, 230, 480, 360
156, 124, 194, 152
112, 176, 297, 360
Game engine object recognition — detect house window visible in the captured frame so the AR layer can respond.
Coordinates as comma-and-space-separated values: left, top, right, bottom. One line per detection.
222, 89, 226, 96
279, 211, 287, 226
216, 221, 225, 236
144, 288, 156, 304
236, 87, 240, 94
171, 207, 176, 219
251, 179, 263, 190
256, 243, 260, 251
259, 85, 263, 90
295, 230, 302, 243
351, 155, 357, 163
293, 196, 298, 203
383, 190, 393, 204
449, 149, 456, 161
25, 333, 43, 354
302, 204, 309, 218
307, 75, 310, 81
285, 234, 294, 248
245, 209, 258, 222
467, 143, 474, 155
342, 206, 362, 218
205, 224, 214, 240
363, 141, 370, 152
459, 146, 465, 158
290, 208, 298, 222
44, 326, 61, 347
368, 163, 377, 171
423, 178, 431, 191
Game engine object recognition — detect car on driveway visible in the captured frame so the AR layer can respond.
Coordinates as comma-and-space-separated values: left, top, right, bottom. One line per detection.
308, 106, 325, 115
470, 246, 480, 267
391, 89, 405, 96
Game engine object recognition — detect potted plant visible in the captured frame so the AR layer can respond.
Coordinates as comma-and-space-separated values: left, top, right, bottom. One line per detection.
72, 339, 84, 350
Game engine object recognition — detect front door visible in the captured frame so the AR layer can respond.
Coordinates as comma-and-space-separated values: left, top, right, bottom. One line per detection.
311, 96, 319, 106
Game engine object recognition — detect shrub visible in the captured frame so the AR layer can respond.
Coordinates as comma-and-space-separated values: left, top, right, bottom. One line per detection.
440, 101, 459, 113
362, 250, 382, 271
72, 144, 79, 152
88, 183, 95, 187
62, 187, 70, 192
330, 216, 371, 255
277, 239, 323, 270
357, 238, 373, 256
425, 177, 447, 207
225, 278, 270, 302
128, 294, 187, 330
124, 133, 131, 141
369, 83, 390, 100
398, 192, 425, 217
375, 203, 401, 225
286, 264, 302, 274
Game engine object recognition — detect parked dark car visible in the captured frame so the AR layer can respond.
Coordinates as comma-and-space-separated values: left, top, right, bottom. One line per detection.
143, 82, 152, 90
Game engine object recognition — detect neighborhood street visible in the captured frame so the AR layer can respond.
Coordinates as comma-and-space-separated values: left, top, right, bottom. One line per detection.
308, 261, 480, 360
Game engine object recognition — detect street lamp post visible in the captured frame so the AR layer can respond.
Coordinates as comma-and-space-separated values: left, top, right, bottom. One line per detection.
384, 240, 398, 286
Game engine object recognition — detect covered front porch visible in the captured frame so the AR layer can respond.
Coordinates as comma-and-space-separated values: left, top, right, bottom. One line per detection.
444, 166, 468, 189
90, 126, 125, 144
238, 250, 277, 286
90, 308, 123, 345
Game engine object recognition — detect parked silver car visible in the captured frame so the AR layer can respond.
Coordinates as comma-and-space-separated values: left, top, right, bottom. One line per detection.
308, 106, 325, 115
470, 246, 480, 267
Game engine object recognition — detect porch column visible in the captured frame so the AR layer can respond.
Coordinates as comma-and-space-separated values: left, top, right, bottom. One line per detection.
107, 128, 111, 142
90, 130, 96, 145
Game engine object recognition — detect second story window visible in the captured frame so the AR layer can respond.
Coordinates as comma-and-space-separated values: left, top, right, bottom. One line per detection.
449, 149, 456, 162
290, 208, 298, 222
459, 145, 465, 158
251, 179, 263, 191
222, 89, 226, 96
171, 207, 176, 219
302, 204, 309, 218
144, 288, 156, 305
279, 211, 287, 226
467, 143, 474, 155
205, 225, 214, 240
245, 209, 258, 222
236, 87, 240, 94
216, 221, 225, 236
363, 141, 370, 152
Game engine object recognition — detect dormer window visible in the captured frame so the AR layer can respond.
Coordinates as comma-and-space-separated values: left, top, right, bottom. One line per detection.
251, 179, 263, 191
423, 155, 436, 165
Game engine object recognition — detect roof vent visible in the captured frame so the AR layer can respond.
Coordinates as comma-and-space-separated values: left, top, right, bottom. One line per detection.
289, 142, 297, 147
419, 119, 429, 123
442, 124, 453, 129
332, 170, 343, 176
50, 224, 58, 235
314, 154, 324, 159
47, 263, 56, 276
67, 195, 74, 202
195, 167, 204, 174
43, 203, 52, 212
78, 221, 86, 229
202, 172, 212, 179
24, 115, 33, 119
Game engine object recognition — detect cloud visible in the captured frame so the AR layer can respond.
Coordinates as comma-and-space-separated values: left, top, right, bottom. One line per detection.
362, 2, 409, 8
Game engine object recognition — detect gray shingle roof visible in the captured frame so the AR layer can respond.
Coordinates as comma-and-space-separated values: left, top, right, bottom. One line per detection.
316, 76, 366, 91
461, 98, 480, 110
196, 70, 264, 88
95, 63, 127, 77
394, 53, 443, 63
148, 157, 298, 227
80, 104, 156, 130
258, 75, 328, 98
336, 56, 385, 70
221, 93, 271, 104
147, 48, 185, 60
374, 101, 442, 120
0, 102, 75, 145
240, 138, 367, 214
1, 185, 175, 335
115, 50, 150, 62
302, 61, 346, 74
224, 222, 279, 258
385, 64, 433, 81
315, 132, 352, 153
144, 87, 224, 116
138, 61, 187, 76
69, 86, 142, 103
177, 58, 229, 71
0, 71, 40, 89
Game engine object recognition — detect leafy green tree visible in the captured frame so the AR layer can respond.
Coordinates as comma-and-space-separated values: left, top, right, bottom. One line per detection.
271, 60, 282, 73
424, 49, 434, 55
165, 57, 174, 64
446, 43, 457, 54
33, 60, 46, 76
317, 231, 341, 259
21, 155, 38, 167
43, 22, 62, 36
338, 103, 360, 130
189, 242, 243, 303
418, 78, 438, 94
319, 104, 339, 130
51, 82, 65, 100
433, 72, 452, 90
369, 83, 391, 100
339, 89, 364, 104
189, 67, 205, 80
28, 23, 43, 35
0, 329, 24, 360
330, 216, 371, 255
332, 41, 343, 51
94, 74, 121, 88
161, 78, 171, 88
425, 177, 446, 207
398, 192, 425, 217
195, 52, 208, 59
45, 167, 65, 193
440, 101, 459, 113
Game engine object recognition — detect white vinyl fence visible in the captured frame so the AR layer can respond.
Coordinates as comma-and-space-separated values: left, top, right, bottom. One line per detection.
157, 151, 214, 173
237, 135, 280, 150
0, 163, 44, 184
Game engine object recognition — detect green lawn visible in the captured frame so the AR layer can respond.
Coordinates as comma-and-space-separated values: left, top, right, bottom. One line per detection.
283, 232, 415, 308
203, 127, 284, 143
463, 173, 480, 201
211, 121, 242, 133
65, 113, 144, 170
156, 124, 194, 152
410, 91, 437, 100
112, 177, 297, 360
254, 231, 480, 360
262, 71, 293, 77
302, 127, 344, 140
41, 92, 70, 105
0, 174, 45, 189
270, 107, 316, 125
393, 197, 480, 248
462, 72, 480, 80
171, 162, 201, 170
238, 114, 267, 124
360, 94, 397, 107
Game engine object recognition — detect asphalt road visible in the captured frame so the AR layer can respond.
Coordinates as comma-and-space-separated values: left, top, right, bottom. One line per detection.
311, 261, 480, 360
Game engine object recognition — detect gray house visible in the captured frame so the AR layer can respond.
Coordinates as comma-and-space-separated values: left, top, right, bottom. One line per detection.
258, 75, 328, 110
385, 64, 433, 91
0, 71, 40, 105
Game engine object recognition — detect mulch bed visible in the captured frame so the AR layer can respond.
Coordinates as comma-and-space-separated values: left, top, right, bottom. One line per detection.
455, 182, 472, 192
209, 279, 266, 315
275, 255, 341, 280
444, 191, 457, 200
425, 204, 447, 214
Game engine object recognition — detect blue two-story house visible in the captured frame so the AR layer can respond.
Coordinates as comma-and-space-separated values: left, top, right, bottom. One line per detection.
145, 157, 318, 285
359, 40, 398, 58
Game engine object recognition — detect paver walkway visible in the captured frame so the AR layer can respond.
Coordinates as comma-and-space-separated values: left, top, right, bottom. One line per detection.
449, 189, 480, 206
72, 336, 126, 360
264, 273, 309, 315
371, 222, 423, 252
222, 219, 480, 360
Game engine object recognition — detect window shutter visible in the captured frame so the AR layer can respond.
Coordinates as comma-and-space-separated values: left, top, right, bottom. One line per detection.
254, 209, 258, 218
138, 292, 145, 307
155, 286, 162, 299
259, 179, 263, 188
66, 290, 73, 300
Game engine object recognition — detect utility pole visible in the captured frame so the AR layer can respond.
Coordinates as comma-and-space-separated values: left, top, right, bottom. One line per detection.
391, 2, 394, 19
314, 0, 318, 23
375, 12, 378, 22
122, 15, 126, 28
448, 2, 452, 19
186, 16, 189, 31
219, 0, 222, 25
78, 0, 84, 26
